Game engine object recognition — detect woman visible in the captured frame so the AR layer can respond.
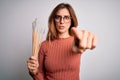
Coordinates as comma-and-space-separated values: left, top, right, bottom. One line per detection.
27, 3, 97, 80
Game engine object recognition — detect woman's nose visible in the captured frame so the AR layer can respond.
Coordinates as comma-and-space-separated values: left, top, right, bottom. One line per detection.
60, 18, 64, 24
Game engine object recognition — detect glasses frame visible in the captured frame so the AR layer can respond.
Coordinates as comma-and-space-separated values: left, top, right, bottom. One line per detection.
54, 15, 72, 23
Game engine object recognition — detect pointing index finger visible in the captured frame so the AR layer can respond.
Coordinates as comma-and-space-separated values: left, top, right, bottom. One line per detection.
71, 27, 82, 40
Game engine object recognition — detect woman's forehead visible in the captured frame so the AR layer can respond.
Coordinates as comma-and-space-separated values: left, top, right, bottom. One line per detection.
56, 8, 70, 16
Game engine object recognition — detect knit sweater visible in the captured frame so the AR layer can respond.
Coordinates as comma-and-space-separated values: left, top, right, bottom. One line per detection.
33, 36, 81, 80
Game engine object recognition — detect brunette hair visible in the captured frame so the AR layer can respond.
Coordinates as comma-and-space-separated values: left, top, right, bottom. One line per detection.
46, 3, 78, 41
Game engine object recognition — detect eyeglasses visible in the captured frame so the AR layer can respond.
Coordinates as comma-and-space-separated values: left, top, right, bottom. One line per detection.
54, 15, 71, 23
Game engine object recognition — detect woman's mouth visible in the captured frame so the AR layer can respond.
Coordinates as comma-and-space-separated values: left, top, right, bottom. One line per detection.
59, 26, 64, 29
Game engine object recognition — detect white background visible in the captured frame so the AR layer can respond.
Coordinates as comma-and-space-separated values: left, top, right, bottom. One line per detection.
0, 0, 120, 80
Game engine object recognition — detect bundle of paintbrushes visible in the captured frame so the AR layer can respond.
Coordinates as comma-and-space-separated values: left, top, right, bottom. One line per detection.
32, 18, 45, 59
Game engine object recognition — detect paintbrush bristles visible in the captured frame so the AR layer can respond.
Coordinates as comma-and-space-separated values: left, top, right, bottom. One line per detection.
32, 18, 37, 30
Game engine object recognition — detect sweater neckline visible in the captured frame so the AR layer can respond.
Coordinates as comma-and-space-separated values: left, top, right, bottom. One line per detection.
57, 36, 73, 40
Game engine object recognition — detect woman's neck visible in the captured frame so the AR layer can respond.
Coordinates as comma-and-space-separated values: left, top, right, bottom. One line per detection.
58, 32, 70, 39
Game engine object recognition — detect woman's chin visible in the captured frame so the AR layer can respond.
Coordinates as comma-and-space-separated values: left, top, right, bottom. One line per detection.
57, 30, 65, 34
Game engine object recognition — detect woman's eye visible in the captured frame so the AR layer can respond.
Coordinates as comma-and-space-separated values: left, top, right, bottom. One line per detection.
55, 15, 61, 19
64, 16, 69, 20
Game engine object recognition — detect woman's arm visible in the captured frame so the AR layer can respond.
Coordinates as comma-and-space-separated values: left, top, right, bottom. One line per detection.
27, 43, 46, 80
33, 47, 45, 80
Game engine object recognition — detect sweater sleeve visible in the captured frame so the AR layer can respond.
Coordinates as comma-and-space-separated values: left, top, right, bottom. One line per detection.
33, 42, 46, 80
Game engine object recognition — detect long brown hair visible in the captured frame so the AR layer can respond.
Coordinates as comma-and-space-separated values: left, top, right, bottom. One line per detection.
46, 3, 78, 41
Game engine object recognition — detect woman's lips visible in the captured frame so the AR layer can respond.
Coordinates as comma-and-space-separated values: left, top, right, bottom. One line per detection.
59, 26, 64, 29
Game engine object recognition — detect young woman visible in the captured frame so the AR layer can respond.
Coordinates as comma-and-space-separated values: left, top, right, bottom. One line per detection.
27, 3, 97, 80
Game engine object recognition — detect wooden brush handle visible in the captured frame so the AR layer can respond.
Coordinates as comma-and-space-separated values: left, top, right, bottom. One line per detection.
32, 28, 39, 59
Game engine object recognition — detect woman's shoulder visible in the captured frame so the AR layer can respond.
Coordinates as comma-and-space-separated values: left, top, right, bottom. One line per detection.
41, 40, 49, 46
39, 40, 49, 51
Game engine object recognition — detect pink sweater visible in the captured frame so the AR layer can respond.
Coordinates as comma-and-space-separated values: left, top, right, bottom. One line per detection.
33, 36, 81, 80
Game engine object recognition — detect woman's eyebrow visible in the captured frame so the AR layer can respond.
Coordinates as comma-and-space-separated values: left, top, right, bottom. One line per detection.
55, 15, 70, 16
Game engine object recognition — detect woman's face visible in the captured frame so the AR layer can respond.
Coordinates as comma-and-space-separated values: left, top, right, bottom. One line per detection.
54, 8, 71, 34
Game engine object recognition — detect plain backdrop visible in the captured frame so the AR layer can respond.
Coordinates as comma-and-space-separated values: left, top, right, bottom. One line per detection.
0, 0, 120, 80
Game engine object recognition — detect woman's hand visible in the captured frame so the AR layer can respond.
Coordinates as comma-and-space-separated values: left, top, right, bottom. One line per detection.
27, 56, 39, 76
71, 27, 97, 53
